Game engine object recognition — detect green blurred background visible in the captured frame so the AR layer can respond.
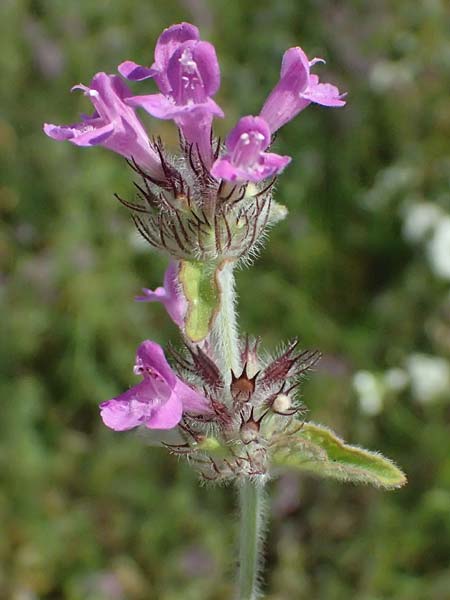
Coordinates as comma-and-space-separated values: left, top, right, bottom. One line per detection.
2, 0, 450, 598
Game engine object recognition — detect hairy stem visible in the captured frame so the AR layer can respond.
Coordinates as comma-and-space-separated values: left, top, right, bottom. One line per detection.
211, 262, 266, 599
238, 481, 265, 600
212, 261, 239, 380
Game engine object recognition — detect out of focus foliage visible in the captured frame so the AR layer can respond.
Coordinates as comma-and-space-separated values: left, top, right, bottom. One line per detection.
1, 0, 450, 598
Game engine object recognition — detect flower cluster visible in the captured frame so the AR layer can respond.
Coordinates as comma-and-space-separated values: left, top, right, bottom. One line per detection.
44, 23, 345, 479
44, 22, 345, 265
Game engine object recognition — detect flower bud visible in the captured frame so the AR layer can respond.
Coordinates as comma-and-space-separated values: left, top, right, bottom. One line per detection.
240, 420, 260, 445
272, 393, 291, 414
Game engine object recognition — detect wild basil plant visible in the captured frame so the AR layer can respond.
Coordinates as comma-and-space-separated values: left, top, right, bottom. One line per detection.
44, 22, 406, 600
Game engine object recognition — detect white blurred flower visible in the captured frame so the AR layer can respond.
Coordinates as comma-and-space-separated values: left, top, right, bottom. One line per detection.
402, 202, 443, 243
370, 60, 413, 92
406, 353, 450, 403
364, 165, 416, 210
384, 368, 409, 392
353, 370, 384, 416
427, 216, 450, 280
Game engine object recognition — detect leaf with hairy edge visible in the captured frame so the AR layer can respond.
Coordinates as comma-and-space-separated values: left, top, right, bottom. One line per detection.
271, 422, 407, 489
179, 260, 221, 343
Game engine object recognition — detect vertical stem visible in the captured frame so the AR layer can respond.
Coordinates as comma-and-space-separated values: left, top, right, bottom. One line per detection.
212, 261, 240, 379
238, 481, 265, 600
211, 262, 266, 600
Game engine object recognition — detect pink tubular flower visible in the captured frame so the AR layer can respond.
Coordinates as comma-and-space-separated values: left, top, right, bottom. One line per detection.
260, 47, 346, 133
121, 23, 223, 165
211, 116, 291, 182
119, 22, 200, 93
135, 261, 187, 328
100, 341, 211, 431
43, 73, 164, 180
126, 41, 222, 120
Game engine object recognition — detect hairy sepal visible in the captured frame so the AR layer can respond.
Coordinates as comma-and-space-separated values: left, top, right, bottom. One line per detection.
271, 422, 407, 489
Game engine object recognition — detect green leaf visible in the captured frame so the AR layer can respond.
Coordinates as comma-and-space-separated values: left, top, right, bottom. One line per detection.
179, 260, 221, 343
271, 422, 407, 489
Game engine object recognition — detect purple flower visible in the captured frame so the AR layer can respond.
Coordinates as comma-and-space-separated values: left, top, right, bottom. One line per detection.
135, 261, 187, 328
211, 116, 291, 182
100, 341, 211, 431
43, 72, 164, 180
119, 22, 200, 94
126, 41, 222, 119
122, 24, 223, 165
260, 47, 346, 133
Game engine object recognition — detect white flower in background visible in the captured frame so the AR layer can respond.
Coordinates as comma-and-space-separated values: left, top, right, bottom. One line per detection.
384, 368, 409, 392
406, 353, 450, 403
402, 202, 443, 243
353, 370, 384, 416
427, 216, 450, 280
364, 164, 416, 210
370, 60, 413, 92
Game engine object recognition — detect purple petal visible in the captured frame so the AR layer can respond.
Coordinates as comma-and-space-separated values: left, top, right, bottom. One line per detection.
154, 22, 200, 71
44, 122, 78, 141
151, 23, 200, 94
257, 152, 292, 178
212, 115, 289, 182
126, 93, 177, 119
210, 157, 241, 181
134, 341, 177, 388
167, 41, 221, 106
260, 47, 346, 132
118, 60, 158, 81
135, 262, 187, 327
84, 73, 132, 121
100, 398, 143, 431
211, 152, 291, 183
135, 286, 166, 302
226, 116, 271, 154
162, 261, 187, 326
163, 261, 180, 296
71, 122, 116, 146
280, 46, 311, 84
145, 392, 183, 429
260, 49, 312, 133
99, 378, 172, 431
301, 76, 346, 107
127, 93, 223, 121
173, 379, 212, 415
43, 120, 115, 146
45, 73, 164, 178
118, 24, 199, 93
186, 41, 221, 97
260, 89, 310, 134
171, 97, 223, 118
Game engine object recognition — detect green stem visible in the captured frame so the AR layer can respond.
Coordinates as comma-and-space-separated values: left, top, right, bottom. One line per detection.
211, 263, 266, 600
238, 481, 265, 600
212, 261, 239, 379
